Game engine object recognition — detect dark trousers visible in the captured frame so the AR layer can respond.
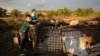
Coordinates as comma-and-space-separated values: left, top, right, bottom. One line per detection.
19, 32, 29, 52
28, 27, 37, 49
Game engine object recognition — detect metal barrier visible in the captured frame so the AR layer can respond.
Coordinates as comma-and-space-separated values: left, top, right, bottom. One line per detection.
35, 25, 63, 56
29, 25, 100, 56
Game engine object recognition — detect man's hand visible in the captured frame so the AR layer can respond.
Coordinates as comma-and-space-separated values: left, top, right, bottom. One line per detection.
29, 24, 33, 27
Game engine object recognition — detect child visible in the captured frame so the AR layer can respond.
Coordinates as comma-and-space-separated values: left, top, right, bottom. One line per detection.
19, 14, 33, 56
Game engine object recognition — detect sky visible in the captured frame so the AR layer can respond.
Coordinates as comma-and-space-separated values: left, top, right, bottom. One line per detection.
0, 0, 100, 11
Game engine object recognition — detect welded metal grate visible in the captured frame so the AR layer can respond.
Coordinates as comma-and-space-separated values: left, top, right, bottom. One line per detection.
36, 26, 63, 56
34, 25, 100, 56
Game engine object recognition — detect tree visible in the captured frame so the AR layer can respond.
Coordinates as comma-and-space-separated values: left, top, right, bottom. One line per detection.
80, 8, 94, 16
57, 9, 63, 16
63, 7, 72, 16
0, 7, 3, 16
0, 7, 7, 17
2, 9, 7, 16
10, 9, 21, 17
74, 8, 84, 16
74, 8, 95, 17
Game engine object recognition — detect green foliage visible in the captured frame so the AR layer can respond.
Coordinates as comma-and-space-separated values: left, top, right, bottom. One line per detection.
0, 30, 14, 43
0, 7, 99, 18
84, 8, 94, 16
57, 9, 63, 16
10, 9, 21, 17
74, 8, 95, 17
46, 7, 72, 17
0, 7, 7, 17
63, 7, 72, 16
46, 10, 57, 17
96, 11, 100, 17
74, 8, 84, 16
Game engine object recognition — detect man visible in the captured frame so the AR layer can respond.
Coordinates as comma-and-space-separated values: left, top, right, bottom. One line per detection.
19, 14, 33, 56
30, 9, 37, 24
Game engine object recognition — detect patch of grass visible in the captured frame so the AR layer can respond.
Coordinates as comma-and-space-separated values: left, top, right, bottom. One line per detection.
0, 30, 21, 56
0, 30, 15, 42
